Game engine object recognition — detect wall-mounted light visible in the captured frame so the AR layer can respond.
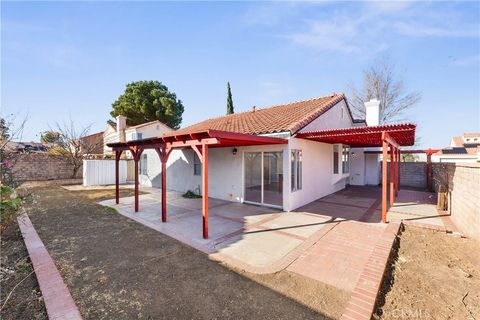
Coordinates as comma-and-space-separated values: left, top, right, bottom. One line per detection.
232, 148, 238, 155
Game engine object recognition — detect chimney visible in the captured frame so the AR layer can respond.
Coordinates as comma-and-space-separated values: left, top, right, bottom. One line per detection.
252, 106, 256, 112
364, 99, 380, 126
116, 115, 126, 142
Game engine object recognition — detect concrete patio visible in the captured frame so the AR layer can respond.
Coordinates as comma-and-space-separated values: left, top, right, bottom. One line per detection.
99, 185, 455, 293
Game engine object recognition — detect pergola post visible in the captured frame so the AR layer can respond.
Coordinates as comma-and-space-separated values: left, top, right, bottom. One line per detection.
115, 149, 123, 204
156, 145, 172, 223
382, 134, 388, 223
129, 146, 143, 213
389, 145, 395, 207
398, 149, 401, 191
202, 144, 209, 239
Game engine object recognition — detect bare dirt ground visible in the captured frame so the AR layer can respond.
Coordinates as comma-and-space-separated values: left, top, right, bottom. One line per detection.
23, 186, 340, 319
0, 221, 47, 320
376, 225, 480, 320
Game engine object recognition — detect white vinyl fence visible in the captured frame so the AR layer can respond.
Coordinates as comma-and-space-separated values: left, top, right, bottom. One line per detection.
83, 160, 127, 186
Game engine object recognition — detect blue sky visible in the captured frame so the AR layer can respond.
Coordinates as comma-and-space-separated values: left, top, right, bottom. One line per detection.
2, 1, 479, 149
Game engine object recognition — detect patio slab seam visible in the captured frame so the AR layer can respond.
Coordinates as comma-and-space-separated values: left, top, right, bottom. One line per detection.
340, 221, 401, 320
17, 212, 82, 320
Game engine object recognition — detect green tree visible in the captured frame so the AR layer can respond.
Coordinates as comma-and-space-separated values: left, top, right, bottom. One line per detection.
40, 131, 61, 145
226, 82, 234, 115
110, 81, 184, 129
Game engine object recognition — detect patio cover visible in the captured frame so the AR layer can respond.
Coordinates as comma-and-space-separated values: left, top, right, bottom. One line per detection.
295, 123, 416, 147
107, 129, 287, 239
296, 123, 417, 223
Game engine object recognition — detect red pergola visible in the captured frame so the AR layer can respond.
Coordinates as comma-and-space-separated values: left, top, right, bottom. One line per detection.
107, 129, 287, 239
296, 123, 416, 223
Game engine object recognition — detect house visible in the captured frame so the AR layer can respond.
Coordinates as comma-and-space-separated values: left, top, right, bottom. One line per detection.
4, 141, 48, 153
433, 133, 480, 163
119, 93, 411, 212
102, 117, 173, 185
78, 131, 104, 156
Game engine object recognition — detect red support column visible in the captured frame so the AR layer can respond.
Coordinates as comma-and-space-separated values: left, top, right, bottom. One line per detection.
155, 145, 171, 222
115, 149, 122, 204
382, 137, 388, 223
398, 149, 401, 191
390, 145, 395, 207
393, 147, 397, 197
161, 158, 167, 222
130, 147, 143, 213
134, 154, 139, 212
202, 143, 209, 239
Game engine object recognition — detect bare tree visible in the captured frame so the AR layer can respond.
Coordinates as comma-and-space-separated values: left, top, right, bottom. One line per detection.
1, 114, 27, 186
349, 59, 421, 124
52, 120, 103, 178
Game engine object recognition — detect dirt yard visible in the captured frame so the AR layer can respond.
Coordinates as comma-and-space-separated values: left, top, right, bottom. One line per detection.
23, 186, 342, 319
376, 225, 480, 319
0, 221, 47, 320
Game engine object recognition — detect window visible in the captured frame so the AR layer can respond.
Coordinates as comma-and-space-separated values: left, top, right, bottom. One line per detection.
139, 154, 148, 175
333, 145, 339, 174
291, 150, 302, 191
130, 132, 143, 141
342, 145, 350, 174
194, 152, 201, 176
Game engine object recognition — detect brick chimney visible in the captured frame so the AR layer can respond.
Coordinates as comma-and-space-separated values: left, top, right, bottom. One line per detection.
365, 99, 380, 126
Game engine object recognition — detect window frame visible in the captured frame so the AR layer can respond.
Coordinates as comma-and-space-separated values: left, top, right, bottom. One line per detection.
139, 153, 148, 175
291, 149, 302, 192
193, 152, 201, 176
333, 145, 339, 174
342, 145, 350, 174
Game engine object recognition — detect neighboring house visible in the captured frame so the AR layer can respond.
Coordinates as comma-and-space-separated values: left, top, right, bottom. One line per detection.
433, 133, 480, 163
79, 131, 104, 155
132, 93, 391, 212
3, 141, 48, 153
103, 117, 173, 185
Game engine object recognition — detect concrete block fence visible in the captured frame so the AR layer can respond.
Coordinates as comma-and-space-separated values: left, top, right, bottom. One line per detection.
432, 162, 480, 240
9, 153, 81, 181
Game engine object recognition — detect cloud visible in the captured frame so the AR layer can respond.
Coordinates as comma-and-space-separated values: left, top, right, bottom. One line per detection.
394, 21, 480, 38
255, 2, 479, 55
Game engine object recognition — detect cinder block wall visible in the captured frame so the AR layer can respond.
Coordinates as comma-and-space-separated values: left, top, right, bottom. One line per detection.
9, 154, 82, 181
383, 162, 427, 189
433, 162, 480, 240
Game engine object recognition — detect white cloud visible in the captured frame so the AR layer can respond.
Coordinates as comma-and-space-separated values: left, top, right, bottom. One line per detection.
257, 2, 480, 55
394, 21, 480, 38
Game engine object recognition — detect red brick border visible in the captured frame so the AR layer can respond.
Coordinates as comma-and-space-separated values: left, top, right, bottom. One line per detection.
17, 213, 82, 320
340, 222, 401, 320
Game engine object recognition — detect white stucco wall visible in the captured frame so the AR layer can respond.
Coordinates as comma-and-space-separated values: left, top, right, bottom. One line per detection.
349, 148, 365, 186
152, 144, 289, 208
365, 153, 381, 185
299, 100, 354, 133
288, 137, 347, 211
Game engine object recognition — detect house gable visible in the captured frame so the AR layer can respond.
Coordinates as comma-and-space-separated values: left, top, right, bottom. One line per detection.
297, 99, 358, 133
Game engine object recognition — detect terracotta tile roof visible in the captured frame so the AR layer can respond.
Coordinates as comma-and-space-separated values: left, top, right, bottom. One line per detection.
464, 132, 480, 138
173, 93, 347, 136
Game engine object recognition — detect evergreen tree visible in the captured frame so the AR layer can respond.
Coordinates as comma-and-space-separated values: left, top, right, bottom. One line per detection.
226, 82, 234, 115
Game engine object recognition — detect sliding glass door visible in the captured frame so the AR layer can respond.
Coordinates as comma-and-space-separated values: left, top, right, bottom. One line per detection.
244, 151, 283, 207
